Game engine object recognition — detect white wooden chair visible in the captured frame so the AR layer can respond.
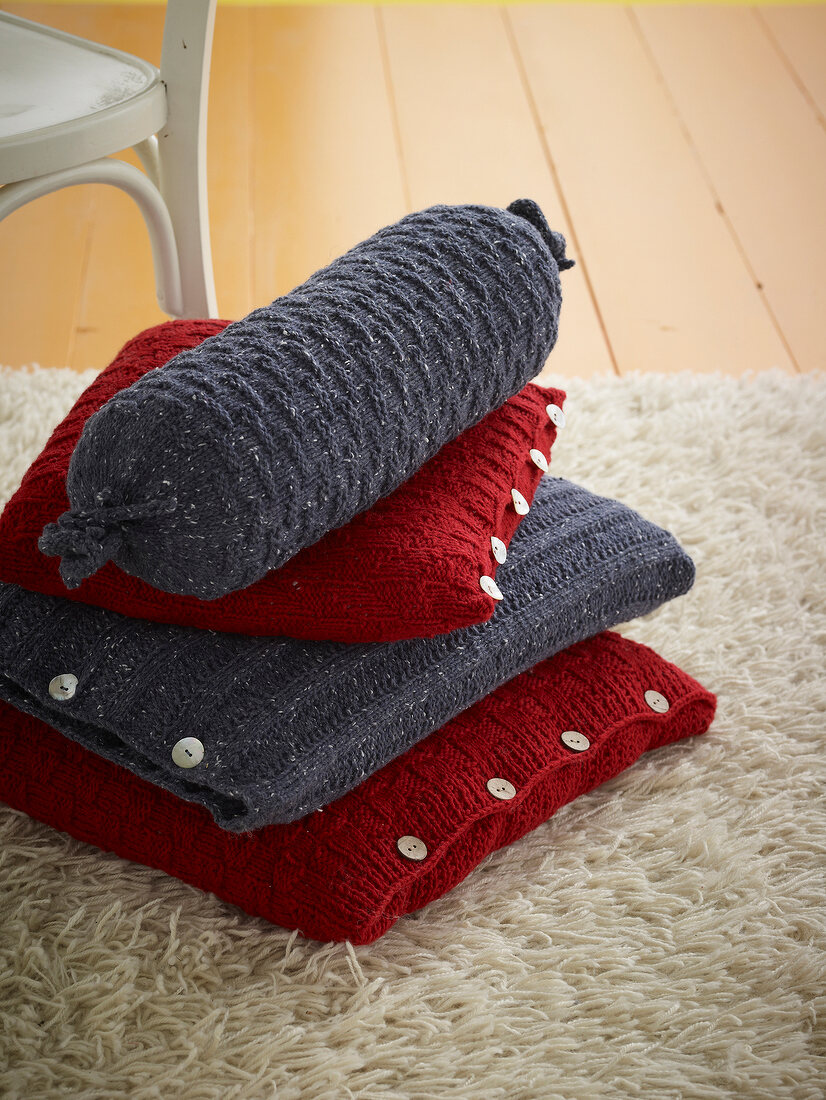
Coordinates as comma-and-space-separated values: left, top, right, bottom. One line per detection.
0, 0, 218, 318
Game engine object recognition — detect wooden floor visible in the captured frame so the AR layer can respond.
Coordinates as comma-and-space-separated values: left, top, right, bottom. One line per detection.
2, 4, 825, 377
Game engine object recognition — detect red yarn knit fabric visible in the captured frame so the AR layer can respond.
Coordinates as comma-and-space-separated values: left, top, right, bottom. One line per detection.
0, 321, 565, 642
0, 632, 716, 944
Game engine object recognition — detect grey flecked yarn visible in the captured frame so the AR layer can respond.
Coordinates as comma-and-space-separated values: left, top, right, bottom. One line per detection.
39, 200, 574, 599
2, 478, 695, 831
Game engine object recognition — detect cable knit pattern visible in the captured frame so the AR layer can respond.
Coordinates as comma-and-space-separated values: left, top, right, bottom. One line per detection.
0, 633, 717, 944
0, 320, 564, 641
0, 478, 695, 831
39, 200, 573, 599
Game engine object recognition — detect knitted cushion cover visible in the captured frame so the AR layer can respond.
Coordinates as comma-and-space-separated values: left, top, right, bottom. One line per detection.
38, 199, 574, 600
0, 633, 717, 944
0, 320, 565, 642
0, 477, 695, 832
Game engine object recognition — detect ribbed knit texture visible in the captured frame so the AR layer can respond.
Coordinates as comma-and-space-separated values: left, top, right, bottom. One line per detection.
0, 633, 717, 944
0, 478, 694, 831
0, 321, 564, 641
38, 200, 573, 599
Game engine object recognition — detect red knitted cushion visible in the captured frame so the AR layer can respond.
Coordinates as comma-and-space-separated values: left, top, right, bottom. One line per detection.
0, 321, 565, 642
0, 632, 716, 944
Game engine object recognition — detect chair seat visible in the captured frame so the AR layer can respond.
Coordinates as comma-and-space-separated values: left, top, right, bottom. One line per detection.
0, 12, 167, 184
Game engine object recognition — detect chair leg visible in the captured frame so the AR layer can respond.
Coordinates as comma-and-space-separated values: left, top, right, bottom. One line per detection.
134, 137, 161, 190
157, 0, 219, 319
0, 159, 185, 317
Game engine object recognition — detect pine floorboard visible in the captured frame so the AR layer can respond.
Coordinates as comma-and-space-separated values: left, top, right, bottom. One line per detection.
1, 3, 822, 376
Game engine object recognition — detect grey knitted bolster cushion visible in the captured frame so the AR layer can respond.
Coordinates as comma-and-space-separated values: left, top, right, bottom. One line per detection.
38, 199, 574, 600
0, 479, 695, 832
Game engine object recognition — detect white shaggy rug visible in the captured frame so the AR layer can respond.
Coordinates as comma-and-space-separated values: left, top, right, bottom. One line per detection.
0, 366, 824, 1099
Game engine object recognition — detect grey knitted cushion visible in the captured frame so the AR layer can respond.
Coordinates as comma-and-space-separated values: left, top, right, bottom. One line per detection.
0, 478, 695, 831
39, 199, 573, 600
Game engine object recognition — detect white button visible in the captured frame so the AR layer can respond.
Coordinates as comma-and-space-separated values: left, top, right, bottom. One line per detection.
480, 575, 504, 601
644, 690, 670, 713
397, 835, 428, 861
487, 777, 516, 801
511, 488, 530, 516
529, 448, 549, 473
490, 536, 507, 564
172, 737, 204, 768
48, 673, 77, 701
561, 730, 590, 752
546, 403, 566, 429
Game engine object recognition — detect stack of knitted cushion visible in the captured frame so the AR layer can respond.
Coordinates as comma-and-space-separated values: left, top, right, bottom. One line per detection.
0, 200, 715, 942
